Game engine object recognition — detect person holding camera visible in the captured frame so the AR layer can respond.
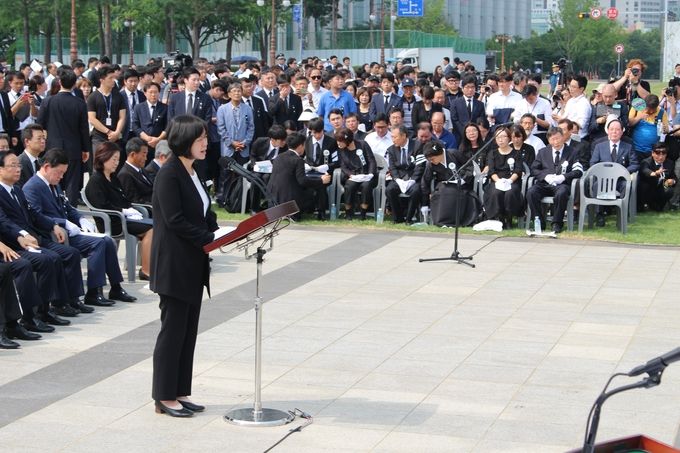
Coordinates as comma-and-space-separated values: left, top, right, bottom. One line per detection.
612, 59, 651, 103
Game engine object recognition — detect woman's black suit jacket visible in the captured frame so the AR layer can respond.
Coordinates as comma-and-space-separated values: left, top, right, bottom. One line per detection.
150, 155, 218, 303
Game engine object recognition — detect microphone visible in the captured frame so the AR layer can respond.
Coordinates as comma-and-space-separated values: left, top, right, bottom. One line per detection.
627, 347, 680, 376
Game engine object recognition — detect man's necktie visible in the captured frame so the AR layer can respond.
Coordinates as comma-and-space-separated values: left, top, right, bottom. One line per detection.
314, 142, 321, 162
10, 188, 20, 206
467, 98, 473, 117
187, 93, 194, 113
246, 98, 252, 108
384, 95, 390, 112
140, 169, 151, 185
131, 93, 137, 108
150, 104, 155, 121
33, 159, 39, 174
401, 147, 407, 165
554, 150, 560, 172
267, 147, 277, 160
611, 143, 617, 162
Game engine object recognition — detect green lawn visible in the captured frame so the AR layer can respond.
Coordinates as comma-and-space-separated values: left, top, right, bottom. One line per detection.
215, 208, 680, 246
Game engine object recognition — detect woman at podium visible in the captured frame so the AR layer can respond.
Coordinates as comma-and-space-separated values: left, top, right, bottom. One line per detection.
150, 115, 218, 417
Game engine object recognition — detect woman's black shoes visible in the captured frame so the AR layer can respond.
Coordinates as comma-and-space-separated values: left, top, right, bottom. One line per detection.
154, 401, 194, 417
178, 399, 205, 412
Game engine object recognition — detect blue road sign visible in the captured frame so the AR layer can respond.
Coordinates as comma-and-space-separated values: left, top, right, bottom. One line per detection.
292, 4, 301, 23
397, 0, 423, 17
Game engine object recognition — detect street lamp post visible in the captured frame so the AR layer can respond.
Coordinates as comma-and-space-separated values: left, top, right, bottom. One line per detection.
369, 0, 388, 65
69, 0, 77, 63
258, 0, 291, 67
123, 19, 136, 65
494, 34, 511, 72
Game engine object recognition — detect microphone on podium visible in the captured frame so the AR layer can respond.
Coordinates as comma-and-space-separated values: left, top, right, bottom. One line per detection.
219, 156, 276, 206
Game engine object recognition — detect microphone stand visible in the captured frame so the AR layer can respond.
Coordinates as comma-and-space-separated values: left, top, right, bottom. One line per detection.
582, 370, 664, 453
221, 157, 277, 207
419, 135, 499, 268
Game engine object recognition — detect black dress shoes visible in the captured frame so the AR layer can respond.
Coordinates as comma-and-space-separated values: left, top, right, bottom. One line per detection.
6, 324, 41, 341
154, 401, 193, 417
54, 304, 79, 317
84, 293, 115, 307
178, 399, 205, 412
22, 318, 55, 333
0, 332, 20, 349
71, 300, 95, 314
552, 222, 564, 234
40, 310, 71, 326
108, 288, 137, 302
138, 270, 150, 281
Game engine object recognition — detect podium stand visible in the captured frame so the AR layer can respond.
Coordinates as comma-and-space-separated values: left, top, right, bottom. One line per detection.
204, 201, 299, 427
567, 434, 680, 453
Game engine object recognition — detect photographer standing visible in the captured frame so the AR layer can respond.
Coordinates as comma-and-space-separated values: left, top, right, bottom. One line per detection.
612, 59, 651, 103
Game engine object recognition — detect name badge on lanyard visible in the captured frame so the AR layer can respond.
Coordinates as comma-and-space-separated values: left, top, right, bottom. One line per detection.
103, 92, 112, 126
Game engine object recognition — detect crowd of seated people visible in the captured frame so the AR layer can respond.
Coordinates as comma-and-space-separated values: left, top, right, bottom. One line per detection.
2, 53, 679, 347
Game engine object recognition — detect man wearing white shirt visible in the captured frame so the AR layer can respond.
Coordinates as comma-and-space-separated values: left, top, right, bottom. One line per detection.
308, 68, 328, 111
513, 85, 553, 142
485, 72, 522, 125
365, 113, 392, 159
519, 114, 547, 151
555, 75, 591, 139
121, 69, 146, 141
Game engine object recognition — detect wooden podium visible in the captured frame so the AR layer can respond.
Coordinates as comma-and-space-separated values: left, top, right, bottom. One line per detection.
567, 434, 680, 453
204, 201, 300, 427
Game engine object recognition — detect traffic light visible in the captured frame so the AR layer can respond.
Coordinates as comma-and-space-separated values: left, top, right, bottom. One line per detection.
577, 12, 590, 19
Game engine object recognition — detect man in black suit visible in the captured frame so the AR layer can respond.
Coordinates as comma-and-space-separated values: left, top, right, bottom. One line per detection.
268, 133, 331, 220
304, 118, 338, 219
385, 125, 423, 223
0, 151, 82, 323
241, 75, 270, 141
167, 67, 213, 125
249, 125, 288, 212
369, 73, 401, 121
145, 140, 171, 185
118, 138, 154, 204
345, 113, 367, 141
132, 81, 167, 163
527, 127, 584, 233
639, 142, 676, 211
120, 68, 147, 143
167, 67, 213, 179
268, 75, 303, 130
450, 75, 485, 142
255, 69, 278, 105
18, 124, 46, 187
37, 69, 91, 205
23, 148, 135, 306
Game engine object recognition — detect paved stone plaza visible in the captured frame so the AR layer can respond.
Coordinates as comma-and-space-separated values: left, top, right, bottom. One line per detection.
1, 227, 680, 452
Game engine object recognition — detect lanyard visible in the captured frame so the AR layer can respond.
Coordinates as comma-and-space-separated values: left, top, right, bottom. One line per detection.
101, 91, 112, 118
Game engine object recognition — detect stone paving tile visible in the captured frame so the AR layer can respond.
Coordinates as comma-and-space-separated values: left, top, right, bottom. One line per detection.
2, 230, 680, 452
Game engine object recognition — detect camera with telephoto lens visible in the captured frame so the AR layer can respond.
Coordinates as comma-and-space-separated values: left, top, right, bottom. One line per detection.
557, 58, 570, 70
631, 68, 640, 76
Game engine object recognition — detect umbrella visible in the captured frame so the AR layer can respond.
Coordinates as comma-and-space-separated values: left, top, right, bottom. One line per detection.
231, 55, 260, 64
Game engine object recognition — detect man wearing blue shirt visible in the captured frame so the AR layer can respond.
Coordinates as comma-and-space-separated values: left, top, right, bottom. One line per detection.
316, 70, 356, 132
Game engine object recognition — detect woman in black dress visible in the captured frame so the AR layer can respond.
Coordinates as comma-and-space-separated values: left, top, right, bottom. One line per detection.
510, 124, 535, 166
85, 142, 154, 279
336, 127, 377, 220
483, 127, 524, 227
412, 86, 442, 126
459, 122, 490, 174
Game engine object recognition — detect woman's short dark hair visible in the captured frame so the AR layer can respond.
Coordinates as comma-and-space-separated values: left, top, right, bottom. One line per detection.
334, 127, 354, 144
93, 141, 121, 172
167, 115, 208, 158
510, 125, 527, 140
